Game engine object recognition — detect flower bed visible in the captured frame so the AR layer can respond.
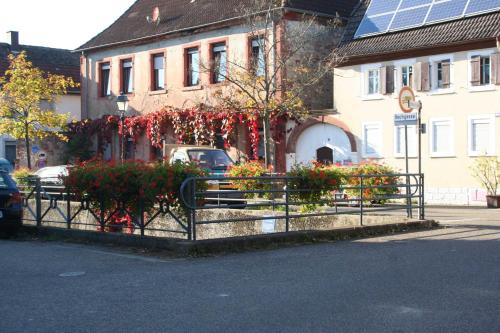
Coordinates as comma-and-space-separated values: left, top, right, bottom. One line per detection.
343, 162, 400, 203
65, 160, 207, 232
227, 161, 400, 210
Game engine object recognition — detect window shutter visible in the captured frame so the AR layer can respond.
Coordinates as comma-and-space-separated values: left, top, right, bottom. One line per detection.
379, 67, 386, 94
420, 62, 430, 91
441, 61, 451, 88
470, 56, 481, 86
413, 62, 422, 91
491, 53, 500, 85
385, 66, 395, 94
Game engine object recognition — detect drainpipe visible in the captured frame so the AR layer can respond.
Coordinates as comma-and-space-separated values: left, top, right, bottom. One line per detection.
81, 51, 89, 120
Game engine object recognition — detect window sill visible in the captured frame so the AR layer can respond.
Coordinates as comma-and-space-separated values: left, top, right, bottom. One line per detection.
394, 155, 418, 159
468, 85, 496, 93
430, 154, 456, 158
182, 85, 203, 92
468, 152, 496, 157
427, 89, 455, 96
209, 81, 229, 88
149, 89, 168, 96
361, 155, 384, 159
361, 94, 384, 101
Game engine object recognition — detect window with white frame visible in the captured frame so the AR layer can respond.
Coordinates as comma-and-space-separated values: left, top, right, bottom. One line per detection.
429, 55, 453, 92
468, 115, 495, 156
394, 125, 417, 157
367, 69, 380, 95
362, 122, 382, 158
469, 50, 493, 88
401, 65, 413, 88
430, 118, 454, 157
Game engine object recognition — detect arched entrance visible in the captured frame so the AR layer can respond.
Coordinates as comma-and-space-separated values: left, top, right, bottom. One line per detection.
316, 146, 333, 164
294, 123, 352, 165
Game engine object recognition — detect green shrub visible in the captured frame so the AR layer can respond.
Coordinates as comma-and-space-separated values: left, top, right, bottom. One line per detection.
12, 168, 34, 186
344, 162, 400, 203
287, 162, 345, 211
226, 161, 273, 199
65, 160, 207, 231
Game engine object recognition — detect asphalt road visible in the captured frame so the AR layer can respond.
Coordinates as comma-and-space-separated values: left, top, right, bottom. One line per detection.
1, 207, 499, 333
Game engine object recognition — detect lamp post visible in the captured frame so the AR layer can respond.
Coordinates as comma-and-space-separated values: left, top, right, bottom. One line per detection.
116, 94, 129, 164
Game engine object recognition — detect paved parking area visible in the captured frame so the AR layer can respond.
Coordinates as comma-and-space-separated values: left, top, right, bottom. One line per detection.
0, 206, 499, 333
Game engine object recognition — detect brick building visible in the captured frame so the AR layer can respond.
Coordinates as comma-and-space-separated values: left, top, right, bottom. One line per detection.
76, 0, 357, 171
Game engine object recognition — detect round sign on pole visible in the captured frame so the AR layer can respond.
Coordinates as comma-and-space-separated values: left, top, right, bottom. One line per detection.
398, 87, 416, 113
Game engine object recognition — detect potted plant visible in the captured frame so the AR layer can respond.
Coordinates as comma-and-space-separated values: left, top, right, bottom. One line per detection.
470, 156, 500, 208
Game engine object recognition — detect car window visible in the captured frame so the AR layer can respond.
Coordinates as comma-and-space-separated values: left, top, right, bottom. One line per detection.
0, 173, 13, 189
187, 150, 233, 169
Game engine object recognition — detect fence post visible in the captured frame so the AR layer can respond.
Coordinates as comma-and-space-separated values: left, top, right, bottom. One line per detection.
66, 186, 71, 230
420, 174, 425, 220
285, 177, 290, 233
359, 175, 364, 226
35, 178, 42, 227
139, 198, 145, 237
191, 180, 197, 241
99, 192, 105, 232
406, 173, 413, 219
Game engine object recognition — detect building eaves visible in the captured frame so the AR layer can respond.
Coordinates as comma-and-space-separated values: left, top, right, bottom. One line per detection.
338, 0, 500, 65
76, 0, 359, 53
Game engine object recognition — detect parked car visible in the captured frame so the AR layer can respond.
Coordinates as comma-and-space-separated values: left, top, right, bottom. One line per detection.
34, 165, 72, 185
0, 170, 23, 235
165, 145, 244, 206
0, 158, 14, 174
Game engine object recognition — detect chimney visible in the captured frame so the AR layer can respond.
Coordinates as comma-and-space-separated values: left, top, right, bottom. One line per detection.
7, 31, 19, 51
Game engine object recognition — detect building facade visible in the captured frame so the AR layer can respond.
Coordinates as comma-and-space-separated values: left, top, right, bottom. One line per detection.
76, 0, 357, 171
0, 31, 81, 168
327, 1, 500, 205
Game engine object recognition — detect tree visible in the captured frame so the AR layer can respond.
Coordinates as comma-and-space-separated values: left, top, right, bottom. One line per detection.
0, 51, 77, 169
206, 0, 343, 167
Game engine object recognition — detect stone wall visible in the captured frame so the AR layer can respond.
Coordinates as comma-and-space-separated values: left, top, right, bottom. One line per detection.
23, 200, 413, 240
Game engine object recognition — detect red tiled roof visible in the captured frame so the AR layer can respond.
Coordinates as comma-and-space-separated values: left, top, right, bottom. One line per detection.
77, 0, 359, 52
0, 43, 80, 93
338, 0, 500, 63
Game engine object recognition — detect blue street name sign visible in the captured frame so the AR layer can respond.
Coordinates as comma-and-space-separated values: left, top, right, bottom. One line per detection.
394, 113, 418, 126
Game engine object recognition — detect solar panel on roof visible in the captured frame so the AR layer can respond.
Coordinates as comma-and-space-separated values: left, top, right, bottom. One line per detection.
365, 0, 400, 16
354, 0, 500, 39
355, 13, 394, 36
427, 0, 469, 23
465, 0, 500, 15
398, 0, 432, 10
390, 6, 430, 30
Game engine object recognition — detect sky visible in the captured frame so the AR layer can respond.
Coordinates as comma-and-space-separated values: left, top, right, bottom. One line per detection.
0, 0, 137, 50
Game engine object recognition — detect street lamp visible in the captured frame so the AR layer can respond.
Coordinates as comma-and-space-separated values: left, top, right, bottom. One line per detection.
116, 94, 129, 163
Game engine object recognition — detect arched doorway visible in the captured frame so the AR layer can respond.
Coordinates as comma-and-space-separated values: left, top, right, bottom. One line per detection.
294, 123, 353, 166
316, 146, 333, 164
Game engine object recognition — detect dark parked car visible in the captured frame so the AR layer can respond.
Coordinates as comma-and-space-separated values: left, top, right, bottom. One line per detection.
0, 170, 23, 235
0, 158, 14, 174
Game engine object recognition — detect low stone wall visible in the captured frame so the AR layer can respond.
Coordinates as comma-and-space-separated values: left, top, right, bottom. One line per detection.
23, 200, 414, 240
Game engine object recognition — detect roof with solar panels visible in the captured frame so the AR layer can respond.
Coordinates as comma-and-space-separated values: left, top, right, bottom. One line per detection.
339, 0, 500, 64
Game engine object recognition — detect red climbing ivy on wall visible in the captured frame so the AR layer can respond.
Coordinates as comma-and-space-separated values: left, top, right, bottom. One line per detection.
68, 105, 265, 160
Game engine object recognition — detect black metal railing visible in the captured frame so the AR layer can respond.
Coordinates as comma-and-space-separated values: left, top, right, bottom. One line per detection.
179, 173, 425, 241
18, 173, 424, 241
18, 177, 189, 238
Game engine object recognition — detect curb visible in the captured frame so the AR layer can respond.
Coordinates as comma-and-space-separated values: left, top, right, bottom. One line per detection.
20, 220, 439, 256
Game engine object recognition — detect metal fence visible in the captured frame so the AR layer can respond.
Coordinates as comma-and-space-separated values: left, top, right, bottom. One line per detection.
19, 173, 424, 241
18, 177, 190, 238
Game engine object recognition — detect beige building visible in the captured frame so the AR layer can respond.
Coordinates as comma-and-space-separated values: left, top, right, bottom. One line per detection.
0, 31, 81, 168
325, 1, 500, 205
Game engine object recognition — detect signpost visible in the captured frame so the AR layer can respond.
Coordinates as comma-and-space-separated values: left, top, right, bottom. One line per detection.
397, 87, 424, 220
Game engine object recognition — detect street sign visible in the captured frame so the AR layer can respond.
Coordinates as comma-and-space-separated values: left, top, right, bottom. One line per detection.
394, 113, 418, 126
398, 87, 415, 113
